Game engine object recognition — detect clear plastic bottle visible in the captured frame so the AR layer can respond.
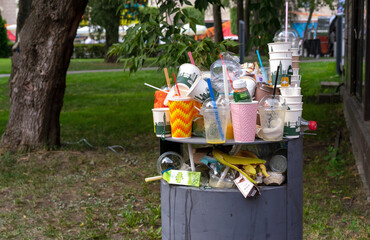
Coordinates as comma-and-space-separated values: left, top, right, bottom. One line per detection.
233, 79, 251, 102
300, 118, 317, 132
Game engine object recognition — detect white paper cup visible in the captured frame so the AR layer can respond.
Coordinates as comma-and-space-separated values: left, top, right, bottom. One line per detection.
152, 108, 171, 137
186, 76, 219, 103
282, 95, 303, 103
291, 48, 299, 56
269, 51, 292, 59
287, 102, 303, 110
268, 42, 292, 52
293, 68, 299, 75
269, 58, 293, 86
279, 87, 301, 96
284, 109, 303, 138
177, 63, 201, 89
292, 61, 299, 68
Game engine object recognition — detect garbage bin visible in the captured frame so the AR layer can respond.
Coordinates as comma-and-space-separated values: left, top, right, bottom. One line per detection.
159, 137, 303, 240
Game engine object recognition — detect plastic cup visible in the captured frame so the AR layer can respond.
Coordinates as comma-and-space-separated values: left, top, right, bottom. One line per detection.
152, 108, 171, 137
176, 63, 201, 89
258, 96, 287, 141
282, 95, 303, 103
203, 106, 229, 144
284, 109, 303, 138
292, 68, 299, 75
168, 96, 194, 139
279, 87, 301, 96
230, 101, 258, 142
269, 51, 292, 59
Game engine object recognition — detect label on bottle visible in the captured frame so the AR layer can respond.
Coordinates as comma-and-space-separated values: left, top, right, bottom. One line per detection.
233, 91, 251, 102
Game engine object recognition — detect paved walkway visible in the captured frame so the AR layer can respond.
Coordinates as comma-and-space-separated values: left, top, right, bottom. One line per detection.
0, 59, 335, 78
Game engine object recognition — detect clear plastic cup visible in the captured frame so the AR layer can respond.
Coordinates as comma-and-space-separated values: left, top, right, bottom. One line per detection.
258, 95, 287, 141
203, 105, 229, 144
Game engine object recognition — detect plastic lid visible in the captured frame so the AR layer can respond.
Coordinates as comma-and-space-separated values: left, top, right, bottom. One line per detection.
233, 79, 247, 89
309, 121, 317, 130
258, 95, 286, 109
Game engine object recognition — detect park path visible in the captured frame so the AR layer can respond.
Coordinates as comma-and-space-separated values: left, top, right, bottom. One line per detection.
0, 58, 335, 78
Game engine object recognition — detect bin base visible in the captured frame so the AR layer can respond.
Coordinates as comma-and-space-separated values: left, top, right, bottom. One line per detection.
161, 181, 288, 240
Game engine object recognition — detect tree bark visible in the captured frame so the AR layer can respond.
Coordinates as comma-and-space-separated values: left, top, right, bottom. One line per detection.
104, 17, 119, 63
16, 0, 33, 40
1, 0, 88, 151
213, 3, 224, 42
236, 0, 244, 37
303, 6, 314, 40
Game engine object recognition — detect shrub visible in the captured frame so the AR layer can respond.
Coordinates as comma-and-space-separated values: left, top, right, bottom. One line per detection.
72, 44, 106, 58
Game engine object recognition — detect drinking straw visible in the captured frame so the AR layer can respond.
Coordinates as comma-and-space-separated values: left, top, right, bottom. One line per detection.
206, 78, 225, 141
188, 144, 196, 172
188, 51, 196, 66
256, 50, 268, 84
219, 54, 234, 90
285, 1, 288, 42
163, 68, 171, 89
172, 73, 181, 96
144, 83, 168, 94
222, 65, 229, 104
272, 66, 280, 99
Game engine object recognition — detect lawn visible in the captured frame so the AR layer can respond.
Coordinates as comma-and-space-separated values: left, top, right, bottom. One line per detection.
0, 61, 368, 239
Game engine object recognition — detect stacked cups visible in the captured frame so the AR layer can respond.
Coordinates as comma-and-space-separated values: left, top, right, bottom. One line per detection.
268, 42, 293, 87
291, 48, 301, 87
280, 87, 303, 138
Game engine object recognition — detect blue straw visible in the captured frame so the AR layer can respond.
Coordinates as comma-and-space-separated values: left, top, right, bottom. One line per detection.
206, 78, 225, 141
256, 50, 268, 83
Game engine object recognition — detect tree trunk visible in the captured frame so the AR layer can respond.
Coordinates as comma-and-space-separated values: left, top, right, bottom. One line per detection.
236, 0, 244, 37
16, 0, 33, 40
104, 17, 119, 63
303, 6, 314, 40
1, 0, 88, 151
213, 4, 224, 42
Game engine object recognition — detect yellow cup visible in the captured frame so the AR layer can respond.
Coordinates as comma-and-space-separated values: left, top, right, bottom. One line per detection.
168, 97, 194, 138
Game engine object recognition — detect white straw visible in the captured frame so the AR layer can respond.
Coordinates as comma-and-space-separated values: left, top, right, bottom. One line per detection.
144, 83, 168, 94
222, 65, 229, 104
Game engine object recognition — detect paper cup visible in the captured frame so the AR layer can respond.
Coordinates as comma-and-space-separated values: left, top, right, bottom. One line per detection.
186, 76, 219, 103
241, 76, 256, 97
291, 80, 301, 87
269, 51, 292, 59
292, 56, 299, 61
230, 101, 258, 142
279, 87, 301, 96
164, 85, 190, 106
255, 83, 280, 102
291, 48, 299, 56
168, 97, 194, 139
284, 109, 303, 138
152, 108, 171, 137
292, 68, 299, 75
268, 42, 292, 52
269, 59, 293, 86
176, 63, 201, 89
287, 102, 303, 110
282, 95, 303, 103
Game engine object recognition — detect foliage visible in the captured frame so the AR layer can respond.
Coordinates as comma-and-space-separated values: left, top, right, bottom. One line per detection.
0, 13, 9, 58
292, 0, 335, 11
182, 6, 205, 25
108, 0, 238, 72
72, 44, 106, 59
229, 7, 237, 35
248, 0, 284, 53
324, 146, 346, 179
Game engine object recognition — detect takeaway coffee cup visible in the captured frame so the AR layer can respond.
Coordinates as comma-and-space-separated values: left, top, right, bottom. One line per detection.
230, 101, 258, 142
268, 42, 292, 52
186, 76, 219, 103
284, 109, 303, 138
176, 63, 201, 89
152, 108, 171, 137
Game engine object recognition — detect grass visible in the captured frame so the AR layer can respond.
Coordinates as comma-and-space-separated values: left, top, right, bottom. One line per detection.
0, 60, 369, 239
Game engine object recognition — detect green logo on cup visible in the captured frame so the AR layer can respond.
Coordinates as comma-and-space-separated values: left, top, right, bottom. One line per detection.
177, 71, 199, 88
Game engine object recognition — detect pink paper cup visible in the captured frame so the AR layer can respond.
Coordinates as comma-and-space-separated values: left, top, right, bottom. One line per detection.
230, 101, 258, 142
